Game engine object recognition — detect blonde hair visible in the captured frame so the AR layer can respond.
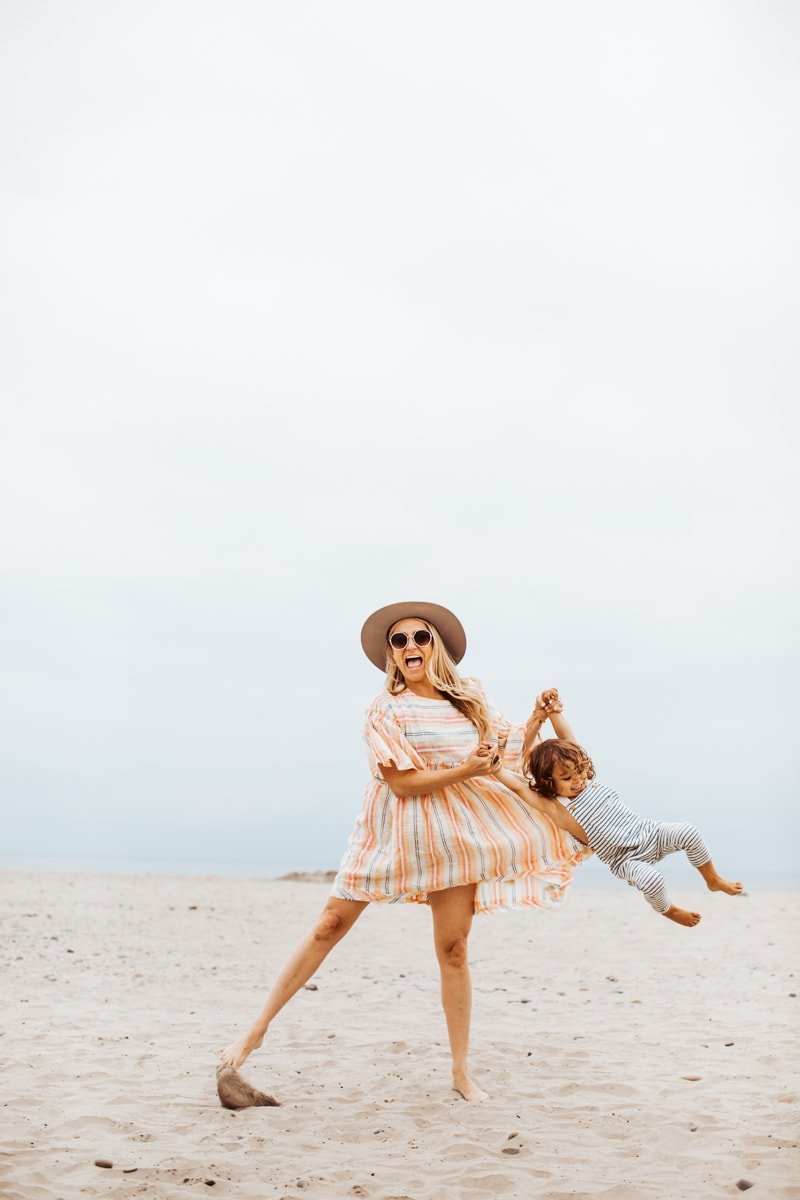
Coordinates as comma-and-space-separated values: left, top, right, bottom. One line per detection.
385, 619, 493, 743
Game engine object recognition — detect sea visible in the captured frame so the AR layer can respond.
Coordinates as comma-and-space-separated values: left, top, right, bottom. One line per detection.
0, 853, 796, 892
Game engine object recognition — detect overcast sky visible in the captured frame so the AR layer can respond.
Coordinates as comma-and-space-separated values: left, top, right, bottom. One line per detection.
2, 2, 797, 875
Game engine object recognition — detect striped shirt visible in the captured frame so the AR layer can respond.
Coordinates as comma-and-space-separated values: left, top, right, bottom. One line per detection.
332, 684, 592, 915
567, 782, 653, 864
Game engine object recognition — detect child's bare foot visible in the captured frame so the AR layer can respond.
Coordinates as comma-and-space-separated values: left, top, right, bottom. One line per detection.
452, 1070, 489, 1102
664, 905, 701, 927
705, 874, 743, 896
219, 1031, 264, 1069
698, 860, 743, 896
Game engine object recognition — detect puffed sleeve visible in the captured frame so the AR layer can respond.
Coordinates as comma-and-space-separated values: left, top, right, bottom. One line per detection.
363, 697, 426, 781
495, 710, 527, 772
469, 678, 527, 772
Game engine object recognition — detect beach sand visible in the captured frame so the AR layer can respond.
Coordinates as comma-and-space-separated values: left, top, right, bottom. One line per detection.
1, 871, 797, 1199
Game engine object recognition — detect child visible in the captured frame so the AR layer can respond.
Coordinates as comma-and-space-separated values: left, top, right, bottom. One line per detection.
497, 690, 743, 926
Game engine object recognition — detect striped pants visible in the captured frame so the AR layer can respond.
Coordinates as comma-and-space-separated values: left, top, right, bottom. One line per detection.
609, 822, 711, 914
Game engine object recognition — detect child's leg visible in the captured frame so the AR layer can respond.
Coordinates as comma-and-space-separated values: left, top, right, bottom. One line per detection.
650, 822, 743, 896
614, 858, 701, 927
648, 821, 710, 867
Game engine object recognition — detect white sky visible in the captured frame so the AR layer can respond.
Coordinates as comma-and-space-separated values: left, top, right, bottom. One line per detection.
2, 2, 798, 873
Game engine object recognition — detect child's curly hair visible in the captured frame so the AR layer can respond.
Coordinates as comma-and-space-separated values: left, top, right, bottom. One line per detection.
529, 738, 595, 799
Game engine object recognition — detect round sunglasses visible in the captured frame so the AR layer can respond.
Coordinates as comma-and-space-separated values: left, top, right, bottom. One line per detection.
388, 629, 433, 650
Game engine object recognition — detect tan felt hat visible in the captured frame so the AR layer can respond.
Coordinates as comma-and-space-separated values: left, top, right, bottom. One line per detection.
360, 601, 467, 671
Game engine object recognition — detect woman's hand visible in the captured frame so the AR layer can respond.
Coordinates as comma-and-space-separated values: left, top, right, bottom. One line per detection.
463, 742, 502, 777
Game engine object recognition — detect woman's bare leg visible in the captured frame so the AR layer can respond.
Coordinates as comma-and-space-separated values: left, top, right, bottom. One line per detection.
220, 896, 367, 1068
429, 883, 487, 1102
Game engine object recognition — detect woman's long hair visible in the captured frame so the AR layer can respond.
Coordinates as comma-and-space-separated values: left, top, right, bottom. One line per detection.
385, 620, 493, 743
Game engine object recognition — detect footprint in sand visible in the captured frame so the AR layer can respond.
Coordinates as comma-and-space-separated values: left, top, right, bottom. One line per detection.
215, 1064, 280, 1109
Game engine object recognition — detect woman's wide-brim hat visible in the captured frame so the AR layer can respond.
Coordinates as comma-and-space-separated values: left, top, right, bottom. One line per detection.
360, 601, 467, 671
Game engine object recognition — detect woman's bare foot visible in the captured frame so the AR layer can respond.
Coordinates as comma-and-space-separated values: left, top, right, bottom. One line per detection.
705, 874, 743, 896
452, 1071, 489, 1102
664, 905, 701, 927
219, 1030, 264, 1069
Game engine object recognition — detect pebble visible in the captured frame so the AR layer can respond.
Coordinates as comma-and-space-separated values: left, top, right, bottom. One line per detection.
507, 1132, 519, 1140
682, 1075, 702, 1081
204, 1181, 216, 1188
736, 1181, 754, 1191
688, 1123, 698, 1132
303, 983, 318, 991
725, 1042, 734, 1046
502, 1147, 520, 1155
94, 1159, 113, 1169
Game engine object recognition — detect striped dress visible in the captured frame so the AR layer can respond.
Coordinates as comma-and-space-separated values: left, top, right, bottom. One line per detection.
332, 685, 592, 915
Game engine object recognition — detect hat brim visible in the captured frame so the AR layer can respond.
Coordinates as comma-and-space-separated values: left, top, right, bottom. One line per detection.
360, 601, 467, 671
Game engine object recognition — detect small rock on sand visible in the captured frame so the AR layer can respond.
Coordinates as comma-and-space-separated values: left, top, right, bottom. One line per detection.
682, 1074, 702, 1081
736, 1181, 754, 1191
278, 870, 337, 883
94, 1159, 113, 1169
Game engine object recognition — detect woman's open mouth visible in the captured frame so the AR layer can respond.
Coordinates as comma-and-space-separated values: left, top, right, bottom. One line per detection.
404, 654, 423, 669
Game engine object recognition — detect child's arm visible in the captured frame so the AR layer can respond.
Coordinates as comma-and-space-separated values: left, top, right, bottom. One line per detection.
497, 767, 588, 844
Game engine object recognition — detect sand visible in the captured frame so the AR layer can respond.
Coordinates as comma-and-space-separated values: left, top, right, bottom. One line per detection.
1, 871, 798, 1200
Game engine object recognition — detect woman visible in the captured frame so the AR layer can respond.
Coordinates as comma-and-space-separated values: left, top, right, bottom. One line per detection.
220, 601, 588, 1102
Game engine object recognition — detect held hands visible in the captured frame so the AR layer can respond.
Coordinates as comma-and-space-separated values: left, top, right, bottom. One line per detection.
524, 688, 564, 761
532, 687, 564, 724
464, 741, 502, 778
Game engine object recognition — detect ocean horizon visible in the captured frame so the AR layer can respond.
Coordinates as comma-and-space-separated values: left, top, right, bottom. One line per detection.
1, 852, 796, 892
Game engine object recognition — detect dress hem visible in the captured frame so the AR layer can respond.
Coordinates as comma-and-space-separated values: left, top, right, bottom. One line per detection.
331, 853, 591, 915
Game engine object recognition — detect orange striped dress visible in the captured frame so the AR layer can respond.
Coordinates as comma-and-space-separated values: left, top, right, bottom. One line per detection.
332, 685, 592, 915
